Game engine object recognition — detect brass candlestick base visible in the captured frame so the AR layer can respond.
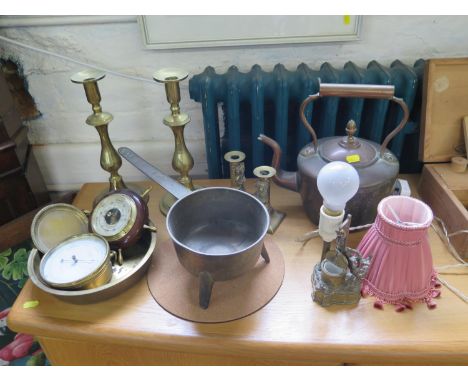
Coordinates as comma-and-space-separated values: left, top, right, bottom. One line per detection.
71, 69, 148, 203
159, 192, 177, 216
154, 68, 197, 215
158, 184, 203, 216
253, 166, 286, 234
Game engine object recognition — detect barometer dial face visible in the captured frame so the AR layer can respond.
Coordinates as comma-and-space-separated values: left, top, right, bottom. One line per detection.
91, 193, 137, 239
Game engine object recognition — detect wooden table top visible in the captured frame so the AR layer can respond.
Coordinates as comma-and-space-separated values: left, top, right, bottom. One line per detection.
8, 177, 468, 365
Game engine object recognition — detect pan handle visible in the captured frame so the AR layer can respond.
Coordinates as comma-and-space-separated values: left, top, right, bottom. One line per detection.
118, 147, 191, 200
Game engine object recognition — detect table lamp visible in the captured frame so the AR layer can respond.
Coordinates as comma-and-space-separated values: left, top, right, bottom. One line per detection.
312, 161, 371, 307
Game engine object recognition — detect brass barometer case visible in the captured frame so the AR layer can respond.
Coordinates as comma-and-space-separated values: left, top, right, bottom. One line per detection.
90, 188, 156, 252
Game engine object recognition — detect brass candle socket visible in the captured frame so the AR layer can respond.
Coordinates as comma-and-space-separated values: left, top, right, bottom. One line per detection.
71, 69, 148, 203
224, 151, 246, 190
253, 166, 286, 234
153, 68, 198, 216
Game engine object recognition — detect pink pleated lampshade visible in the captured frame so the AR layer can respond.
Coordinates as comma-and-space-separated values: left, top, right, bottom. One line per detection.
358, 195, 441, 312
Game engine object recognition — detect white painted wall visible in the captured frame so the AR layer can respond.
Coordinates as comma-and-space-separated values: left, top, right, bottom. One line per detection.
1, 15, 468, 190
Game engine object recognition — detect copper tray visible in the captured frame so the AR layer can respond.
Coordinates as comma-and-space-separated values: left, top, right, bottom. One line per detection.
27, 221, 157, 304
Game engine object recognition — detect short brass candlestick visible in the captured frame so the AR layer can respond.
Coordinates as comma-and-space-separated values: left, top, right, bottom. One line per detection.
153, 68, 198, 215
253, 166, 286, 234
71, 69, 147, 202
224, 150, 246, 190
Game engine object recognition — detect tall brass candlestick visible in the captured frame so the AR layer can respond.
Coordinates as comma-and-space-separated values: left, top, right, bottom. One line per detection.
71, 69, 149, 203
154, 68, 197, 215
71, 69, 126, 192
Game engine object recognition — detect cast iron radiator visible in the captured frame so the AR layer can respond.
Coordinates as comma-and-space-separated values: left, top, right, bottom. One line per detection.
189, 60, 425, 179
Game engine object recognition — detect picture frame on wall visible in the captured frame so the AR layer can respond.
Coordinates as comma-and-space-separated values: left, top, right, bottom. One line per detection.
138, 15, 362, 50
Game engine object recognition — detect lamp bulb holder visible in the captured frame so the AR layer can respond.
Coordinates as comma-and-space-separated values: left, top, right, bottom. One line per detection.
318, 205, 345, 243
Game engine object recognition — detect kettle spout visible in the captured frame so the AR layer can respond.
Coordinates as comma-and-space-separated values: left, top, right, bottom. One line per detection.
258, 134, 298, 192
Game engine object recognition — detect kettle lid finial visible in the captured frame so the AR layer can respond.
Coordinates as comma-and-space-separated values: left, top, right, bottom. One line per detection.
319, 119, 380, 167
340, 120, 360, 149
346, 120, 357, 139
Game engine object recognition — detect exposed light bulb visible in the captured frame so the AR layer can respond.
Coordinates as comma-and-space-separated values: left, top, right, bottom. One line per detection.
317, 161, 360, 213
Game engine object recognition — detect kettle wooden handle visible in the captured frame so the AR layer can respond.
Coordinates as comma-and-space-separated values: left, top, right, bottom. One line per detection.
319, 83, 395, 98
299, 83, 410, 156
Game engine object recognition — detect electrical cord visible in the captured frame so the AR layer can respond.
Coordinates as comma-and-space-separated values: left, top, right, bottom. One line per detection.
0, 34, 156, 84
431, 216, 468, 303
296, 223, 373, 242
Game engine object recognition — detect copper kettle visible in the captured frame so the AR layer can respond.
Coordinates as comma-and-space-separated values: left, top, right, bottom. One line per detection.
259, 83, 409, 226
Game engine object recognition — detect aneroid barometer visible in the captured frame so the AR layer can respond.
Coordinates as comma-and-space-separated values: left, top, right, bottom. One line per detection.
90, 189, 156, 251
